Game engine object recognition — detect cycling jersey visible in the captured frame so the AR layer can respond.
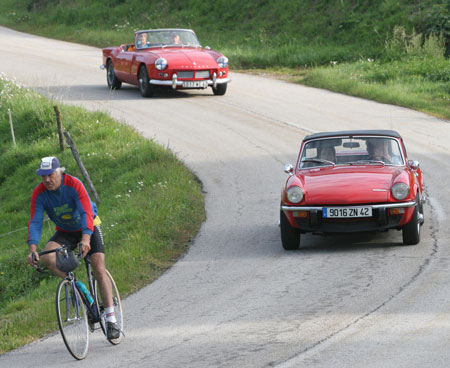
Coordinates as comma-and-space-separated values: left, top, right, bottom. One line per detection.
27, 174, 98, 246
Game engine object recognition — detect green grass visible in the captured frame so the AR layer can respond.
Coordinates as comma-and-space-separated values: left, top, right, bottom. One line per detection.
0, 0, 448, 119
300, 55, 450, 118
0, 77, 205, 353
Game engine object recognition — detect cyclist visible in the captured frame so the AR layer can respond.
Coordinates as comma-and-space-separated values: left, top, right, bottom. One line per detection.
26, 156, 120, 340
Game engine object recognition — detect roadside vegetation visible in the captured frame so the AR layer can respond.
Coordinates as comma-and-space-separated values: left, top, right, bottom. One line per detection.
0, 0, 449, 118
0, 76, 205, 353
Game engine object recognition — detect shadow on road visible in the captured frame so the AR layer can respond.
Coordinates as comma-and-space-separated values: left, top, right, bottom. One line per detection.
34, 84, 216, 101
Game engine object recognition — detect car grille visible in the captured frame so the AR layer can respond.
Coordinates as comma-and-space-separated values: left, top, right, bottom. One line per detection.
195, 70, 210, 79
177, 71, 194, 79
177, 71, 210, 79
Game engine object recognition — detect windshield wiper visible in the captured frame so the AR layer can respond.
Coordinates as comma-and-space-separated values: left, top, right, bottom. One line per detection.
302, 158, 335, 167
345, 160, 386, 166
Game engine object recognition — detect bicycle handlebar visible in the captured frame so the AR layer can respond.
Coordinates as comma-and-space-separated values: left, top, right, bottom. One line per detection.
31, 244, 85, 273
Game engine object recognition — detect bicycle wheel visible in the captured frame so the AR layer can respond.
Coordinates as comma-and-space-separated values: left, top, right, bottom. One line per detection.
95, 270, 123, 344
56, 279, 90, 360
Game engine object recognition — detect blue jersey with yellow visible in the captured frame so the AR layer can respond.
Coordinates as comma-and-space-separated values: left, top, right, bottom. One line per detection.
27, 174, 98, 246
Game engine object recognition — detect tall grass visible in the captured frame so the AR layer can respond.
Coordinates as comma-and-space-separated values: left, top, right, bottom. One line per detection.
302, 29, 450, 118
0, 76, 205, 353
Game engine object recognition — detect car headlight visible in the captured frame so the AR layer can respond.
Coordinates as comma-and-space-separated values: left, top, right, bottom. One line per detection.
217, 56, 228, 68
287, 186, 304, 203
392, 183, 409, 200
155, 58, 168, 70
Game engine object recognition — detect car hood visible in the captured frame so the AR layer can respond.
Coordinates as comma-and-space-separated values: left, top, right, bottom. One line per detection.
149, 48, 219, 69
298, 166, 403, 205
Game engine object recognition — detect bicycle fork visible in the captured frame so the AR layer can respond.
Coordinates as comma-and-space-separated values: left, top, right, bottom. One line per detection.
63, 282, 83, 323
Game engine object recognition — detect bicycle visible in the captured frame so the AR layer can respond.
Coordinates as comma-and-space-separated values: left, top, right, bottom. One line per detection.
32, 245, 123, 360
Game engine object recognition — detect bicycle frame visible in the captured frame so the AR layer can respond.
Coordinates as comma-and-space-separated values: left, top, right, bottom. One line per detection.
63, 279, 83, 323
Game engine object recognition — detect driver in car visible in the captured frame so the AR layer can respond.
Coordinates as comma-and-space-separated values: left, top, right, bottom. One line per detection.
136, 33, 148, 48
367, 139, 392, 163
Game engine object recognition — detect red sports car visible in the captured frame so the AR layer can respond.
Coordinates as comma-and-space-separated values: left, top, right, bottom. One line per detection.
280, 130, 424, 250
101, 28, 230, 97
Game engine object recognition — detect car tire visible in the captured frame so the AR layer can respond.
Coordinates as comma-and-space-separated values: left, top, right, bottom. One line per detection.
106, 60, 122, 90
280, 210, 301, 250
212, 82, 227, 96
402, 196, 422, 245
139, 65, 154, 97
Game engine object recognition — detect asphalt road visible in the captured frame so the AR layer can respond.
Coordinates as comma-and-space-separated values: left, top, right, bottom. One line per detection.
1, 26, 450, 368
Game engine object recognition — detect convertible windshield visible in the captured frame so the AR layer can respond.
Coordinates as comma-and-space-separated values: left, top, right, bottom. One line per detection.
299, 136, 404, 169
135, 29, 201, 49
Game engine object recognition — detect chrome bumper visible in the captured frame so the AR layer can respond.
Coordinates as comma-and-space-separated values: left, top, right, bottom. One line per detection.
150, 73, 231, 89
281, 201, 416, 211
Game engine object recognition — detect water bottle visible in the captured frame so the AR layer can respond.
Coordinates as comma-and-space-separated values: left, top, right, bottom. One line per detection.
76, 281, 93, 305
76, 281, 100, 322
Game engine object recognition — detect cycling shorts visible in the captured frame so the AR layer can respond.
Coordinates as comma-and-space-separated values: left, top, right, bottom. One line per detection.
48, 225, 105, 255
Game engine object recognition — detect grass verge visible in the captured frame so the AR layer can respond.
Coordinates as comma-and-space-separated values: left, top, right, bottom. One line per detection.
0, 76, 205, 353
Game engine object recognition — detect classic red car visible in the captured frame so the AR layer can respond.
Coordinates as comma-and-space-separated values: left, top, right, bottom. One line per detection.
280, 130, 424, 250
101, 28, 230, 97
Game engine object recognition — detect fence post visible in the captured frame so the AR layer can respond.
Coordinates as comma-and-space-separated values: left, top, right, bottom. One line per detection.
8, 109, 16, 147
63, 131, 101, 204
54, 105, 65, 152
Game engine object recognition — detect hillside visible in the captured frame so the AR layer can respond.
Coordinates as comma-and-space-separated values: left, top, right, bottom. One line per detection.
1, 0, 448, 67
0, 1, 448, 117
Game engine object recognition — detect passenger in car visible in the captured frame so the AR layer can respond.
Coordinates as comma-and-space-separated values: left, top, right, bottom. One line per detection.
171, 33, 181, 44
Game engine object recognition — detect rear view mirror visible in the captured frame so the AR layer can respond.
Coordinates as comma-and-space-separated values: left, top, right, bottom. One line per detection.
284, 164, 294, 174
343, 142, 360, 148
408, 160, 420, 170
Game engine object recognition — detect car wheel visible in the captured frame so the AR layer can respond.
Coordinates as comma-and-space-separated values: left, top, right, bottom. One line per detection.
402, 196, 422, 245
106, 61, 122, 90
139, 65, 154, 97
212, 83, 227, 96
280, 210, 301, 250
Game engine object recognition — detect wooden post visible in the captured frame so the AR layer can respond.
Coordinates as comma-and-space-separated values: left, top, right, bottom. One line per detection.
63, 131, 101, 204
54, 105, 65, 152
8, 109, 16, 147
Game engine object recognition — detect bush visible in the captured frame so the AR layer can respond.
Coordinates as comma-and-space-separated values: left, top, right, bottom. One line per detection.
384, 26, 447, 60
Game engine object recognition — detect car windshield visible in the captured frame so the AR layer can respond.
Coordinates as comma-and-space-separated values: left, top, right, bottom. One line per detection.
135, 30, 201, 49
298, 136, 405, 169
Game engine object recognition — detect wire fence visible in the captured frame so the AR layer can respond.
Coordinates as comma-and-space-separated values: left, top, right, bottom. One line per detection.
0, 219, 51, 238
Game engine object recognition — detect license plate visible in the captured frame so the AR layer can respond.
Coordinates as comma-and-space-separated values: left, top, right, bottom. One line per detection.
322, 206, 372, 218
182, 81, 207, 88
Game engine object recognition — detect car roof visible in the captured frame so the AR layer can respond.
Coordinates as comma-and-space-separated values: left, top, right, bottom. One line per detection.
136, 28, 194, 34
303, 130, 402, 142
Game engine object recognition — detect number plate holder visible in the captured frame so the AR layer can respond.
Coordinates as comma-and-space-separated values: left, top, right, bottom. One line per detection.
182, 81, 208, 88
322, 206, 373, 218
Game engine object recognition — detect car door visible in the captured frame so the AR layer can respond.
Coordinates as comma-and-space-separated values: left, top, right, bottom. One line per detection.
114, 46, 136, 84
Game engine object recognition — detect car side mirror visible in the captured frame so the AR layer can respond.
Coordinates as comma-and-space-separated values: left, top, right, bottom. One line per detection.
408, 160, 420, 170
284, 164, 294, 174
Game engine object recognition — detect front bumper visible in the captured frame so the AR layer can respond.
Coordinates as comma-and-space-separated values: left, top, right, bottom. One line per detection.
281, 201, 416, 233
150, 73, 231, 89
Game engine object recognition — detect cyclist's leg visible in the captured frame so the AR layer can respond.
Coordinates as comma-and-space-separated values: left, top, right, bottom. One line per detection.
90, 253, 114, 308
89, 226, 113, 309
41, 231, 79, 278
89, 226, 120, 339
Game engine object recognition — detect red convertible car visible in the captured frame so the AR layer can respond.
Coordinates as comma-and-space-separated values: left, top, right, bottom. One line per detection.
280, 130, 424, 250
101, 28, 230, 97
